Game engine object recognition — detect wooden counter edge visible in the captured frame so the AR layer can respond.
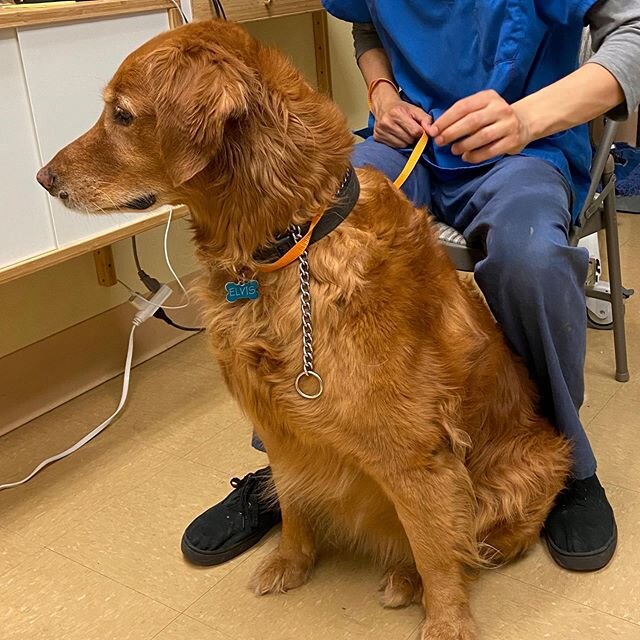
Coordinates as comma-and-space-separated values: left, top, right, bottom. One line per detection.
0, 205, 189, 286
0, 0, 174, 30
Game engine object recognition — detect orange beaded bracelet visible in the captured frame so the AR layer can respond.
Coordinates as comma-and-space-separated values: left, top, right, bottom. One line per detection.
367, 77, 399, 111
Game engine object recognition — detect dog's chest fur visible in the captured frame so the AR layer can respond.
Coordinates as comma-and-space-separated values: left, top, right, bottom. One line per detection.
194, 200, 429, 563
204, 283, 412, 563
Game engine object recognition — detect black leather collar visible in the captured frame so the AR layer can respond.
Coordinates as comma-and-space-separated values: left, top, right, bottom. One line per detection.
254, 166, 360, 264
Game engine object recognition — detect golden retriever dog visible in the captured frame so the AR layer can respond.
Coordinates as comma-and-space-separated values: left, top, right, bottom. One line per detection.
37, 21, 570, 640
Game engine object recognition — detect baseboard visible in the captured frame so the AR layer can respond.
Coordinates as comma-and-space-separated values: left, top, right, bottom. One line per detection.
0, 275, 203, 438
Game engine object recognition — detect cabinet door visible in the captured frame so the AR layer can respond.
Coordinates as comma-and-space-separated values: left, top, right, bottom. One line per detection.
18, 11, 169, 247
0, 30, 57, 269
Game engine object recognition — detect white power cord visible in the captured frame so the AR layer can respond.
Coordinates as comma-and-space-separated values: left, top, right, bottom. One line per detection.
159, 207, 190, 310
1, 207, 190, 490
0, 285, 172, 491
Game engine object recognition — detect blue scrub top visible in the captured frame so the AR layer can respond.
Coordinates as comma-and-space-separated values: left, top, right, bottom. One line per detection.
323, 0, 598, 220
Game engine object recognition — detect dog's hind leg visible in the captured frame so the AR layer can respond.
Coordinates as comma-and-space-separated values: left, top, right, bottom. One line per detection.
474, 429, 571, 566
379, 564, 422, 608
479, 518, 544, 565
478, 482, 565, 565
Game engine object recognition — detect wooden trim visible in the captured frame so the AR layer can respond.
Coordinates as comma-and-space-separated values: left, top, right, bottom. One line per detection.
0, 0, 174, 30
167, 5, 184, 28
93, 246, 117, 287
191, 0, 321, 23
312, 10, 332, 97
0, 206, 188, 286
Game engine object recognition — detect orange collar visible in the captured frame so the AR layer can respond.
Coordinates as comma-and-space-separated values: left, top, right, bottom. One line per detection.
254, 133, 427, 275
255, 166, 359, 273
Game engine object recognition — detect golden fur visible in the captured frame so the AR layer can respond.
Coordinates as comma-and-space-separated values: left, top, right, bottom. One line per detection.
40, 21, 570, 640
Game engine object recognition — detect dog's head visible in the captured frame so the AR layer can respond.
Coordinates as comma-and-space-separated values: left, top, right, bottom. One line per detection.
36, 21, 261, 213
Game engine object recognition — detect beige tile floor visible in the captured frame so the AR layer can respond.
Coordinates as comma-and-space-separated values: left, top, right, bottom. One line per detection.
1, 215, 640, 640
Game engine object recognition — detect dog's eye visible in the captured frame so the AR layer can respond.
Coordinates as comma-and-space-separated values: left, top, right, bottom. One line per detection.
114, 106, 134, 126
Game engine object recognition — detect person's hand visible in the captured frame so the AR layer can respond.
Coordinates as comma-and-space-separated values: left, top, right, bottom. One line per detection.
371, 84, 431, 148
427, 90, 532, 163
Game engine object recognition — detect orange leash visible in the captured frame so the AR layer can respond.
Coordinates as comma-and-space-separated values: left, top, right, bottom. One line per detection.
393, 131, 429, 190
256, 215, 322, 273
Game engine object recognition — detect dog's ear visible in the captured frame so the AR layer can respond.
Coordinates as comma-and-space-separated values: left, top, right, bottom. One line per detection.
145, 43, 255, 186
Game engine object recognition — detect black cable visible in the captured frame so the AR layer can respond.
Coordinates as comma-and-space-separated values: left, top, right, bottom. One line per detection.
132, 236, 143, 272
210, 0, 227, 20
131, 236, 162, 294
154, 308, 204, 332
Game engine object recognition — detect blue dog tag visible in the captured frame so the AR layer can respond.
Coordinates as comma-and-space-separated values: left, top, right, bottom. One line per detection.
225, 280, 260, 303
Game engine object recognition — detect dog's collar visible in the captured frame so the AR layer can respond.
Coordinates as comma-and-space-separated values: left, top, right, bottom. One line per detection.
254, 165, 360, 267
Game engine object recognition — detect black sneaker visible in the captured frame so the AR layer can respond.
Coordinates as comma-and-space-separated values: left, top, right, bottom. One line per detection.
543, 473, 617, 572
181, 467, 281, 566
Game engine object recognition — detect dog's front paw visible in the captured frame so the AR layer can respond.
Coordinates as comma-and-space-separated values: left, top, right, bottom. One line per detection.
249, 550, 314, 595
420, 616, 476, 640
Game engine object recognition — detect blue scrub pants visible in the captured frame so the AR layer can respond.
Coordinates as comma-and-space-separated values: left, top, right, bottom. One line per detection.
253, 138, 596, 480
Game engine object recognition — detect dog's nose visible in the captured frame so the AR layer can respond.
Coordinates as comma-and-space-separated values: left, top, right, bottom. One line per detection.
36, 166, 57, 193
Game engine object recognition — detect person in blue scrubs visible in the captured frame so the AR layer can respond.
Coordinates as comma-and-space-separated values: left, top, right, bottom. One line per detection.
181, 0, 640, 574
323, 0, 629, 572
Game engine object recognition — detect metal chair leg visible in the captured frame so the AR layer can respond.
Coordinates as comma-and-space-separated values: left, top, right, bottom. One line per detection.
602, 171, 630, 382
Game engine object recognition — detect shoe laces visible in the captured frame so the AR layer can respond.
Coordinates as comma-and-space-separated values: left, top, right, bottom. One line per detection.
556, 477, 597, 513
230, 472, 264, 528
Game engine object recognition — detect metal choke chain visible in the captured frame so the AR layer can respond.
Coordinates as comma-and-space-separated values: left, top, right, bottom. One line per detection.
289, 170, 351, 399
292, 226, 323, 399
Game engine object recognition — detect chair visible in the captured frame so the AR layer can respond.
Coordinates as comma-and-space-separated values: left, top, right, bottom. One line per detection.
436, 117, 634, 382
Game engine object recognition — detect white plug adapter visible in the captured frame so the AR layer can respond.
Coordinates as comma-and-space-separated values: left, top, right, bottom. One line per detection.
132, 284, 173, 326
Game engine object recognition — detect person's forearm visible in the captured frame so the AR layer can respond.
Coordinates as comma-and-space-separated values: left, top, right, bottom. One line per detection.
357, 47, 394, 86
357, 48, 399, 115
513, 62, 625, 142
